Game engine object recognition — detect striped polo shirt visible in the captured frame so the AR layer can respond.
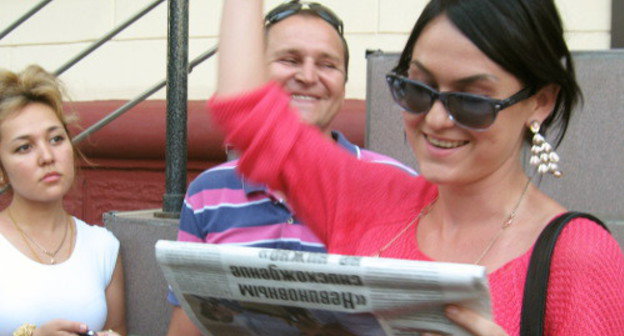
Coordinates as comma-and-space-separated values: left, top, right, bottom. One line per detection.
168, 131, 415, 305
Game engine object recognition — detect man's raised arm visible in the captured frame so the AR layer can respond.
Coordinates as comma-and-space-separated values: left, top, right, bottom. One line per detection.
217, 0, 267, 97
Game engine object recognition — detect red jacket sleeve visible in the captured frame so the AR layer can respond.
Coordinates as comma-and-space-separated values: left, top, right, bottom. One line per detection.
208, 83, 430, 253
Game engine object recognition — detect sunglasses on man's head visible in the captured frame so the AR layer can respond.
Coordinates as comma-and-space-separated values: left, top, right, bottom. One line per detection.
265, 1, 344, 35
385, 73, 535, 131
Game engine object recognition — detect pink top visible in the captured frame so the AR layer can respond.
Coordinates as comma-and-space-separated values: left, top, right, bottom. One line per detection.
208, 82, 624, 335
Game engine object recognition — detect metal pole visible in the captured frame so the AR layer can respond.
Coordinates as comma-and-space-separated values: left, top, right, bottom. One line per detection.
0, 0, 53, 41
160, 0, 189, 217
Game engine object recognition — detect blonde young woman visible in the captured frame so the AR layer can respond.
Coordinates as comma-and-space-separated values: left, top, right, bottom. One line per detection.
0, 66, 125, 336
208, 0, 624, 335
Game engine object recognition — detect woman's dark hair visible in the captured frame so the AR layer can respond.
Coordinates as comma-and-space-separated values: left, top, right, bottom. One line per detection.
393, 0, 581, 146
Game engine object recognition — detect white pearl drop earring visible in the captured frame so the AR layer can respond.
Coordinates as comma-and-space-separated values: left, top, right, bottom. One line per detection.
529, 121, 562, 177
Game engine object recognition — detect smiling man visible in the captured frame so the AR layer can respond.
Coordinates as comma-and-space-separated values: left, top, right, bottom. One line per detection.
265, 10, 346, 134
165, 2, 415, 335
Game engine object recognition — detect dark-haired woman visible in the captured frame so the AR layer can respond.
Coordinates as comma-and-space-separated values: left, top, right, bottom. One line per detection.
209, 0, 624, 334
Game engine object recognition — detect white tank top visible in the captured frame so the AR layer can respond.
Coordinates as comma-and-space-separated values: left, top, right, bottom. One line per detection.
0, 218, 119, 335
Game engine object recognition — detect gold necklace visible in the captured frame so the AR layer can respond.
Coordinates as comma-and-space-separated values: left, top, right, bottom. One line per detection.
373, 197, 437, 257
8, 209, 70, 265
472, 179, 531, 265
372, 179, 531, 263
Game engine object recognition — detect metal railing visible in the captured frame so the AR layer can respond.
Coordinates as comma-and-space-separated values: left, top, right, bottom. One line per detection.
54, 0, 166, 76
0, 0, 214, 217
71, 47, 217, 144
0, 0, 53, 41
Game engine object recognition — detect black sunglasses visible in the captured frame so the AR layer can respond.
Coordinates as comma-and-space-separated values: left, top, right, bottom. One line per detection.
265, 1, 344, 36
386, 73, 535, 131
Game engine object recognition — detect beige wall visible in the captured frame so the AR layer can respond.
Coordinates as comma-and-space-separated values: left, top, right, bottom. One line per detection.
0, 0, 612, 101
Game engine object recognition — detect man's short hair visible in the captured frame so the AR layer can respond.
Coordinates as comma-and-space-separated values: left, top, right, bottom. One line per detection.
264, 5, 349, 80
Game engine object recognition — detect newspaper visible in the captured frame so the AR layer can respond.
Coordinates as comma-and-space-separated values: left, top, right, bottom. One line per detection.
156, 240, 491, 336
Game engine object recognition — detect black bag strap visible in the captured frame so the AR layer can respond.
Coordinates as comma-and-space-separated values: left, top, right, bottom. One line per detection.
519, 211, 609, 336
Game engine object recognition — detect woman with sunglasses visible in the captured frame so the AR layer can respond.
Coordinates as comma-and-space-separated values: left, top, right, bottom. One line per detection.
211, 0, 624, 335
0, 65, 125, 336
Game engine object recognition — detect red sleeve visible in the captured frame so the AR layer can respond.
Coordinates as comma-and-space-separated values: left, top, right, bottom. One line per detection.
208, 83, 429, 253
545, 218, 624, 334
